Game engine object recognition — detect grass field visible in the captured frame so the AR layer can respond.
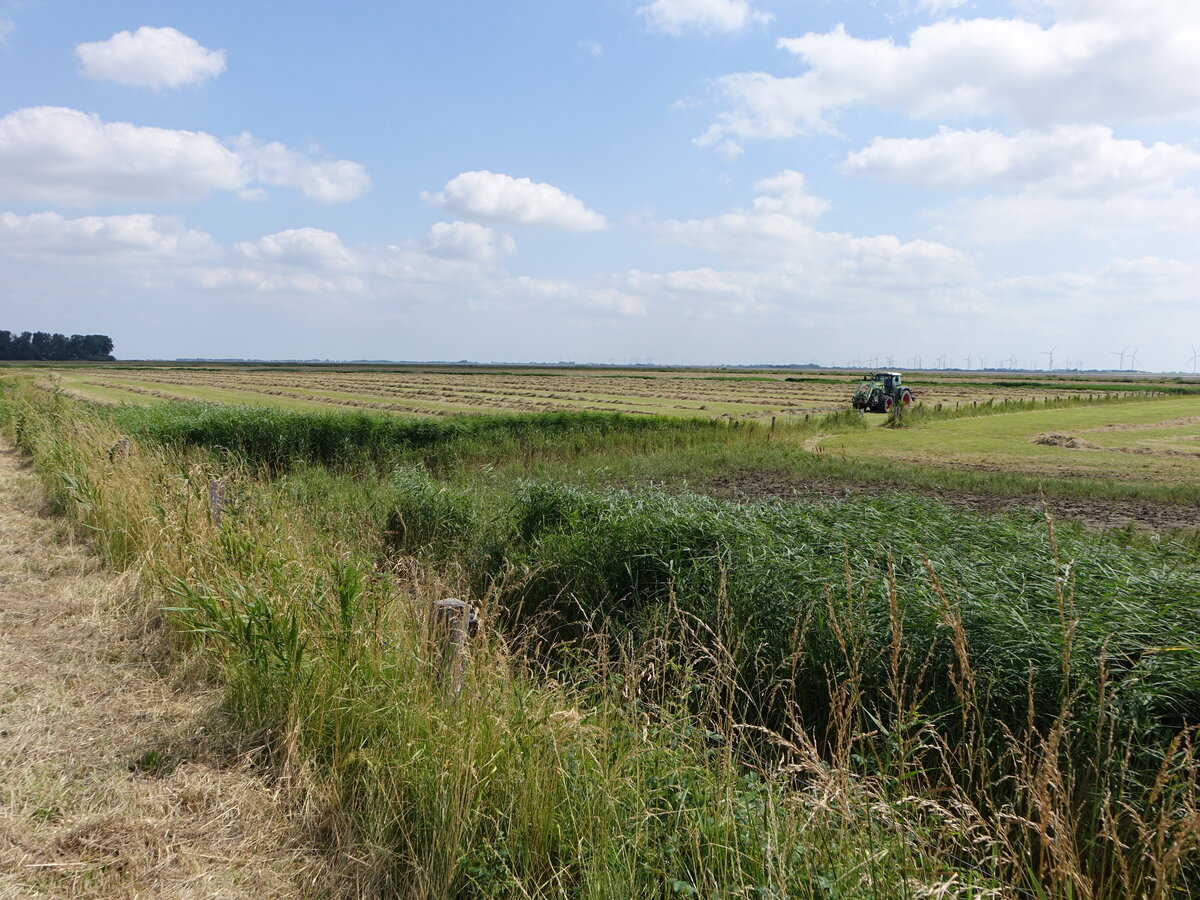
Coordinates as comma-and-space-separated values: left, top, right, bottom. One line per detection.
818, 397, 1200, 484
3, 369, 1198, 897
17, 361, 1190, 421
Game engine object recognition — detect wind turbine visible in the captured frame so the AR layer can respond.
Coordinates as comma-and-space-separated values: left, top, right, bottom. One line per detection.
1128, 347, 1140, 371
1042, 346, 1056, 371
965, 355, 973, 370
1110, 346, 1128, 371
1190, 346, 1199, 374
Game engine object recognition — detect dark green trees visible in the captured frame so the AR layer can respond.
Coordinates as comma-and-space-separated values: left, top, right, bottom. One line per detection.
0, 331, 114, 361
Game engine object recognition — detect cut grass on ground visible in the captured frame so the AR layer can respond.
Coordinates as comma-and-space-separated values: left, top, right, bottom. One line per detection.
814, 397, 1200, 486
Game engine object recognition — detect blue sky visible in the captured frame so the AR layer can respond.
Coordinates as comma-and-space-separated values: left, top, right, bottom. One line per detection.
1, 0, 1198, 371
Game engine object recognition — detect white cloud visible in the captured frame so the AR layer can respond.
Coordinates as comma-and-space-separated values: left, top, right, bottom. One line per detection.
750, 170, 831, 218
0, 16, 13, 45
844, 126, 1200, 242
701, 6, 1200, 145
713, 139, 744, 161
76, 26, 226, 90
235, 228, 360, 271
424, 170, 607, 232
231, 135, 372, 203
637, 0, 771, 35
936, 189, 1200, 243
425, 221, 515, 262
487, 277, 646, 317
843, 126, 1200, 194
579, 39, 603, 57
996, 256, 1200, 326
918, 0, 967, 13
0, 211, 217, 260
0, 107, 369, 206
654, 170, 976, 294
0, 107, 243, 205
195, 267, 368, 297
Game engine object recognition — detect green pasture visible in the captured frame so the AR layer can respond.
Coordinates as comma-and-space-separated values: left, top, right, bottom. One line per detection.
819, 397, 1200, 483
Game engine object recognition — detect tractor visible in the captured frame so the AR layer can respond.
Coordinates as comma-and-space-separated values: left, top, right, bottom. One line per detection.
851, 371, 913, 413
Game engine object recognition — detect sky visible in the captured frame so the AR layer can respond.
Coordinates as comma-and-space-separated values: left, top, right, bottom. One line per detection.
0, 0, 1198, 371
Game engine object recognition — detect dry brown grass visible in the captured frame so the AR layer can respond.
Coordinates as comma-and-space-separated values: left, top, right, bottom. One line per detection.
0, 443, 326, 899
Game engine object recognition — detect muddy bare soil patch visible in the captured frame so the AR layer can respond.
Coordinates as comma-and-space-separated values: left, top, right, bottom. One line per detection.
693, 469, 1200, 533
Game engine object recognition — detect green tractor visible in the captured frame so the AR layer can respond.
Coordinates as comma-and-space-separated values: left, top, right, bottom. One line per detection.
851, 371, 913, 413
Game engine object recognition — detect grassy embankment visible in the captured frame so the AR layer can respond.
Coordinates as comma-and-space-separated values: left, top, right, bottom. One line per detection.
4, 381, 1199, 897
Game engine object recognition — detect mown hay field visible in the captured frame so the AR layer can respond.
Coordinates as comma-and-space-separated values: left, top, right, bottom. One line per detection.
24, 363, 1190, 421
818, 396, 1200, 485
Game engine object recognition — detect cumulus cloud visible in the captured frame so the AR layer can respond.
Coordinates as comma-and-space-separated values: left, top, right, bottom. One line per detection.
76, 26, 226, 89
917, 0, 967, 13
235, 228, 361, 271
700, 4, 1200, 146
0, 211, 218, 260
843, 126, 1200, 242
424, 221, 515, 262
637, 0, 772, 35
654, 170, 975, 293
750, 170, 831, 218
0, 107, 369, 205
424, 170, 607, 232
232, 135, 372, 203
843, 126, 1200, 194
0, 107, 243, 205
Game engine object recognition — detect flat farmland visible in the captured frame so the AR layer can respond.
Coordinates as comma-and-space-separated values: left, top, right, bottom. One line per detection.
28, 363, 1180, 420
815, 395, 1200, 485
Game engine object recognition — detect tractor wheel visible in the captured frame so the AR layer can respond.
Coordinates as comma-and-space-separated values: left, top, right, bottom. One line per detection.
883, 395, 894, 413
901, 389, 912, 407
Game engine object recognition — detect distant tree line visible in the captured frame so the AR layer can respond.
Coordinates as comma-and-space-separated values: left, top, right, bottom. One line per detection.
0, 331, 115, 361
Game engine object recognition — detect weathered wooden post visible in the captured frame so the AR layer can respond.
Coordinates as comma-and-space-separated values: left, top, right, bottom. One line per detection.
434, 598, 478, 698
208, 479, 226, 530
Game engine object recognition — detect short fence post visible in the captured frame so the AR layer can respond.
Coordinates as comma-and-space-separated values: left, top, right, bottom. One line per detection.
434, 598, 478, 698
208, 479, 226, 530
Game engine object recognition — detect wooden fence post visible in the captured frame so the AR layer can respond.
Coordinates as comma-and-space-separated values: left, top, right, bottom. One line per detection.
434, 598, 478, 698
208, 479, 226, 530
